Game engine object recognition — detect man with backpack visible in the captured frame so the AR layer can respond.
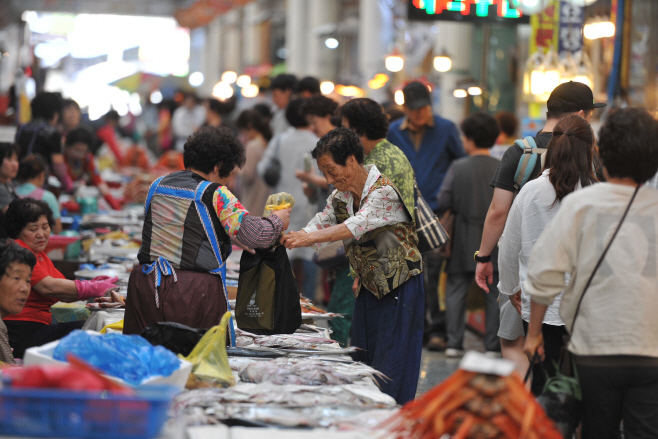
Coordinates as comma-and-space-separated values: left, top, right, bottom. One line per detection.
474, 82, 605, 369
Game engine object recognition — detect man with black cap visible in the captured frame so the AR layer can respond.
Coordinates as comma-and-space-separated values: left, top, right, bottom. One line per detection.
387, 81, 466, 352
474, 81, 605, 371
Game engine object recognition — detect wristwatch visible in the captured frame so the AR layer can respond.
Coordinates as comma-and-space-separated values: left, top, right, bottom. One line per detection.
474, 251, 491, 263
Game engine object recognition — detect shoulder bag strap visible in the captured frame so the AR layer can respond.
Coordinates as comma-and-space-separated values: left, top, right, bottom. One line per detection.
570, 185, 641, 335
273, 134, 282, 158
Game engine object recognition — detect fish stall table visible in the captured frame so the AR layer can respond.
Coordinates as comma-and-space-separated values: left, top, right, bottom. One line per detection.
171, 324, 399, 438
61, 209, 393, 437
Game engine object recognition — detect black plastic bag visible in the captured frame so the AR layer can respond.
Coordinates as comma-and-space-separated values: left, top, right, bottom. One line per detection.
141, 322, 207, 356
527, 351, 582, 439
236, 245, 301, 335
537, 389, 581, 438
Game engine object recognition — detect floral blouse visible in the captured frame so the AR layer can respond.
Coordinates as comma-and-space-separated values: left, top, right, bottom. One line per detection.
303, 164, 411, 249
213, 185, 248, 236
212, 185, 283, 248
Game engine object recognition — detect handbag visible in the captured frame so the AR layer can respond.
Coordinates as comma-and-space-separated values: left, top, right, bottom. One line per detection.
312, 240, 349, 270
527, 185, 641, 438
414, 178, 450, 254
236, 244, 302, 335
263, 136, 282, 187
436, 209, 454, 259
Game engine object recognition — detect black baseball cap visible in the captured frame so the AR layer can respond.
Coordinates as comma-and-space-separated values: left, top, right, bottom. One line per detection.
402, 82, 432, 110
547, 81, 606, 113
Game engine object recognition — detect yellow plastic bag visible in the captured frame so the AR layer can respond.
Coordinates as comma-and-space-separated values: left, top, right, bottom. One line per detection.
100, 319, 124, 334
264, 192, 295, 217
181, 311, 235, 388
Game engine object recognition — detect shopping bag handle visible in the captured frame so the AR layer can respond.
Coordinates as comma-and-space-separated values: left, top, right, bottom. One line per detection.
524, 350, 542, 384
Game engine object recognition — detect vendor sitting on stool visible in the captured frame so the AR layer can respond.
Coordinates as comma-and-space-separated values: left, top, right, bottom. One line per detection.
4, 198, 119, 358
0, 241, 36, 365
123, 126, 290, 335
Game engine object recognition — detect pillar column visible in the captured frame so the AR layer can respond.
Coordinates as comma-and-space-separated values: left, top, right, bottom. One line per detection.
285, 0, 308, 75
307, 0, 338, 79
200, 16, 222, 97
224, 9, 242, 73
435, 21, 473, 122
242, 2, 261, 67
359, 0, 392, 101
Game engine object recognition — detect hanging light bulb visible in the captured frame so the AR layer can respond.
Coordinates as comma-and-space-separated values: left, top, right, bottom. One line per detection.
236, 75, 251, 88
241, 84, 259, 98
433, 49, 452, 73
385, 47, 404, 73
394, 90, 405, 105
221, 71, 237, 84
467, 86, 483, 96
212, 81, 234, 100
320, 81, 335, 95
541, 50, 564, 97
584, 20, 615, 40
523, 51, 545, 100
513, 0, 549, 15
453, 88, 468, 99
567, 0, 598, 6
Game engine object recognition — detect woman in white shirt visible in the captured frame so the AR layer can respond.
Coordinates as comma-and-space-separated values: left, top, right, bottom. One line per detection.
281, 127, 424, 406
498, 115, 598, 394
523, 108, 658, 438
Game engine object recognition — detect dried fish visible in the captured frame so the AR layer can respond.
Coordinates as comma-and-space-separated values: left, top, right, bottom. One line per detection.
232, 357, 388, 388
172, 381, 397, 413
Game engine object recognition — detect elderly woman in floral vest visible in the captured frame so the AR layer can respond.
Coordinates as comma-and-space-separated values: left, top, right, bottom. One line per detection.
282, 127, 424, 405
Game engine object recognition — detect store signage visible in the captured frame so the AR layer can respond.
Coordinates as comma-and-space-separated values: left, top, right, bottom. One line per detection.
557, 1, 585, 55
408, 0, 530, 23
529, 0, 560, 54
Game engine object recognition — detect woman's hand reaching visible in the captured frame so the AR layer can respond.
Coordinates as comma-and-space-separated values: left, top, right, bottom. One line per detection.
280, 231, 315, 249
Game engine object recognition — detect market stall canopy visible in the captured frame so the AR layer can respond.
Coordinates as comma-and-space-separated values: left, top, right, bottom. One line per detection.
174, 0, 256, 29
110, 72, 192, 96
10, 0, 188, 16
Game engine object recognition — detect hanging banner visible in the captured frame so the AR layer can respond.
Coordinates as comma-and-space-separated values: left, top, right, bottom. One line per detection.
529, 0, 560, 55
557, 1, 585, 55
175, 0, 255, 29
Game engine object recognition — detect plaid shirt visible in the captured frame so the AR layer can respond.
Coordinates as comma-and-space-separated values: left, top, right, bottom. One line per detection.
235, 214, 283, 249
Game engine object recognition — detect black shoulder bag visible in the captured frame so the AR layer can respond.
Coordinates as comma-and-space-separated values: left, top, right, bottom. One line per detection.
526, 185, 640, 438
263, 136, 282, 187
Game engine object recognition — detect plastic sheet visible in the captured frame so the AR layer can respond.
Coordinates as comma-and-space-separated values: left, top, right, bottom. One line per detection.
53, 330, 180, 386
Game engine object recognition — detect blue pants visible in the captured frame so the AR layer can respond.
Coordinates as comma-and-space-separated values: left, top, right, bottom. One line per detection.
350, 274, 425, 405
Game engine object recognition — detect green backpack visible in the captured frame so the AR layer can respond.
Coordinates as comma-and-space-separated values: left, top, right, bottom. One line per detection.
513, 136, 547, 191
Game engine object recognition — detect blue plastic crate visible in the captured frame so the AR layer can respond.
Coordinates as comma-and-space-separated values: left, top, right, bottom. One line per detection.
0, 385, 178, 438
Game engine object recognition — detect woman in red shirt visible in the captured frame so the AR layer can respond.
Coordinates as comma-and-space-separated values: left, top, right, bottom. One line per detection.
3, 198, 118, 358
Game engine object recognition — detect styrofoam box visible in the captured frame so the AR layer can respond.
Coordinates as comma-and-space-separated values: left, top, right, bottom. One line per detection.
23, 331, 192, 391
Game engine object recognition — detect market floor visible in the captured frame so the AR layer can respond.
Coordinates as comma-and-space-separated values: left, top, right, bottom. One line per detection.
416, 329, 485, 397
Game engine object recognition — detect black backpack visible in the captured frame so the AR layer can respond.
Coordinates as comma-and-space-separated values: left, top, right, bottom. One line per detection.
236, 245, 301, 335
